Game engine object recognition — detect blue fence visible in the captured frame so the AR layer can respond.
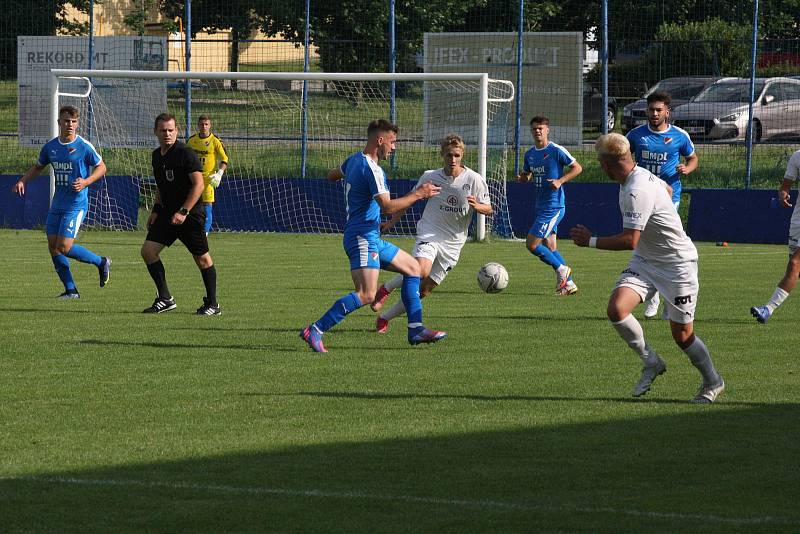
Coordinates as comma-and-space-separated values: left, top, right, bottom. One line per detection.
3, 175, 794, 245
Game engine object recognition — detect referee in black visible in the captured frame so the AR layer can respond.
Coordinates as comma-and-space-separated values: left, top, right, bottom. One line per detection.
141, 113, 220, 315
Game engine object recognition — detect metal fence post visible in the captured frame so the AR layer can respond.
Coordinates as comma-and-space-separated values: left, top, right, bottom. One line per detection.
184, 0, 192, 140
389, 0, 396, 173
744, 0, 760, 189
87, 0, 95, 142
514, 0, 524, 177
601, 0, 608, 135
301, 0, 311, 179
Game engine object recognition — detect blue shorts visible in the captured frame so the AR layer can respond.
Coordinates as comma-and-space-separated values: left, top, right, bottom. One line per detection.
46, 208, 87, 239
344, 233, 399, 270
528, 208, 565, 239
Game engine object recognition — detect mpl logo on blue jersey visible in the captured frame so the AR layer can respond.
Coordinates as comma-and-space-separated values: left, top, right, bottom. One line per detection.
641, 150, 668, 162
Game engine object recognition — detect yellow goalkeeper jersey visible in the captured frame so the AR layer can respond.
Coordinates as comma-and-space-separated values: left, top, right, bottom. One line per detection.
187, 132, 229, 203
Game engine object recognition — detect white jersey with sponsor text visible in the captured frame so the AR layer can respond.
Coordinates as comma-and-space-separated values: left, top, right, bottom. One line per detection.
784, 149, 800, 226
620, 165, 698, 265
414, 166, 490, 246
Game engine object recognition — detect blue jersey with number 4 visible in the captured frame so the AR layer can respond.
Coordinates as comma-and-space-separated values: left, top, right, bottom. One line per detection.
340, 152, 390, 236
626, 124, 694, 202
37, 135, 102, 212
522, 142, 575, 212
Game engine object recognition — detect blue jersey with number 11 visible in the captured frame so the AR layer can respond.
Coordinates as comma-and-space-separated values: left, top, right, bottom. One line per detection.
627, 124, 694, 203
522, 142, 575, 211
37, 135, 102, 212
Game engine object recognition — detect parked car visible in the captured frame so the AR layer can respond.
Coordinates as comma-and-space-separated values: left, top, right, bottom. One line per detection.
621, 76, 727, 133
671, 77, 800, 142
583, 84, 618, 131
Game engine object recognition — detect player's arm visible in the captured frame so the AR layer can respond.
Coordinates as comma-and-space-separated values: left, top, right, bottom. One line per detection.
676, 153, 698, 175
549, 160, 583, 189
375, 182, 440, 215
778, 178, 794, 208
381, 207, 409, 233
569, 224, 640, 250
12, 163, 47, 196
327, 167, 344, 182
209, 138, 229, 188
172, 171, 204, 225
468, 196, 493, 216
72, 160, 107, 192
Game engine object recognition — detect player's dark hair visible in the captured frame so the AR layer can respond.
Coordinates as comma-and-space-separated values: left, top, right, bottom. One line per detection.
198, 114, 211, 123
647, 91, 671, 107
367, 119, 399, 138
154, 113, 177, 129
59, 105, 79, 118
530, 116, 549, 126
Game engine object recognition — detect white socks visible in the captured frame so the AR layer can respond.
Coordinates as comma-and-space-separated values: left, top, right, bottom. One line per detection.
682, 336, 721, 386
611, 314, 658, 366
384, 274, 404, 291
766, 287, 789, 312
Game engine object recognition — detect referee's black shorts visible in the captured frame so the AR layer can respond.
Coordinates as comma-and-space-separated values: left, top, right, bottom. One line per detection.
146, 211, 209, 256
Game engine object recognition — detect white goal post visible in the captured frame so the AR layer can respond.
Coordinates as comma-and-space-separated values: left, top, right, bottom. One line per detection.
49, 69, 515, 239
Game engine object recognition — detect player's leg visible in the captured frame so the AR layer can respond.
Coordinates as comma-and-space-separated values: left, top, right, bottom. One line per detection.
527, 209, 570, 289
177, 214, 219, 315
141, 217, 177, 313
385, 247, 446, 344
46, 219, 79, 298
204, 202, 213, 235
57, 208, 111, 287
547, 233, 577, 295
377, 256, 436, 332
663, 267, 724, 403
751, 236, 800, 323
608, 263, 666, 396
302, 235, 379, 352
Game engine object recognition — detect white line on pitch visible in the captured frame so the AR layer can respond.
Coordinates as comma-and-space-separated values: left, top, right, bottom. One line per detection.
1, 475, 796, 526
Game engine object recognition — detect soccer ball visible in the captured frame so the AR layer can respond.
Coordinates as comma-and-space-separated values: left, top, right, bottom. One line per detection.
477, 262, 509, 293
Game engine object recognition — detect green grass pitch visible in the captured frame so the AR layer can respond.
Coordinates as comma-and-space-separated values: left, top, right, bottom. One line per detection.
0, 229, 798, 531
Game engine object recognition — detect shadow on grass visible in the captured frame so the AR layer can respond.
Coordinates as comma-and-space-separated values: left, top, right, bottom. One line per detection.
1, 405, 798, 531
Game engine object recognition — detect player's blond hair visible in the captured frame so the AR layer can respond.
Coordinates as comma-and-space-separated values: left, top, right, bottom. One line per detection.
595, 133, 631, 159
440, 133, 465, 154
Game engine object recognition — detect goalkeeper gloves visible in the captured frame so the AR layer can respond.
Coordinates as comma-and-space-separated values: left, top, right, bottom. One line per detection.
210, 169, 224, 188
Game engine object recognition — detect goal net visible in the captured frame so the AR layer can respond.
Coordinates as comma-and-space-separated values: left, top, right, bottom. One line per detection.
48, 70, 515, 238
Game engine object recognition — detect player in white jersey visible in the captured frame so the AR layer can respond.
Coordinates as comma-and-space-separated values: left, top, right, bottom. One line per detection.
570, 133, 724, 403
371, 134, 493, 333
750, 149, 800, 323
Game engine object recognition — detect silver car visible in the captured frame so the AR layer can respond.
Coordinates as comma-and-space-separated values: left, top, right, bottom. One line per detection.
671, 77, 800, 142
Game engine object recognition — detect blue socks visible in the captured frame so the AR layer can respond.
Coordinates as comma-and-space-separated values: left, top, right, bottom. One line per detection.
66, 244, 102, 266
52, 254, 76, 291
315, 292, 363, 332
204, 204, 213, 234
401, 275, 424, 336
532, 244, 562, 269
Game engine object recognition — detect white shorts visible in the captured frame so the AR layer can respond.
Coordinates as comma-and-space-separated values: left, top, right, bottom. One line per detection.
615, 255, 699, 324
789, 217, 800, 255
412, 240, 461, 285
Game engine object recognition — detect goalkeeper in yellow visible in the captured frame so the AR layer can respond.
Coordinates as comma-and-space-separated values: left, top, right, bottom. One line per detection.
187, 115, 229, 235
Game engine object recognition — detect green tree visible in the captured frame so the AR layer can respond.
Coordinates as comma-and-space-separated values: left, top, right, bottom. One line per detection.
158, 0, 265, 88
1, 0, 90, 78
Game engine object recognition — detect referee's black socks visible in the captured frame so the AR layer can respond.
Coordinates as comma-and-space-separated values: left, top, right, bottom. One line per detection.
146, 260, 171, 300
201, 265, 217, 305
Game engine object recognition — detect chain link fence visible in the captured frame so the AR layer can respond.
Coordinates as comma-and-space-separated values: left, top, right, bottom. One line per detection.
2, 0, 800, 188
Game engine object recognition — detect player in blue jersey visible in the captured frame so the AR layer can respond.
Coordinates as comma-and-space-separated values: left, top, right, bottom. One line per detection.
627, 91, 698, 318
300, 119, 447, 352
517, 116, 583, 295
12, 105, 111, 299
